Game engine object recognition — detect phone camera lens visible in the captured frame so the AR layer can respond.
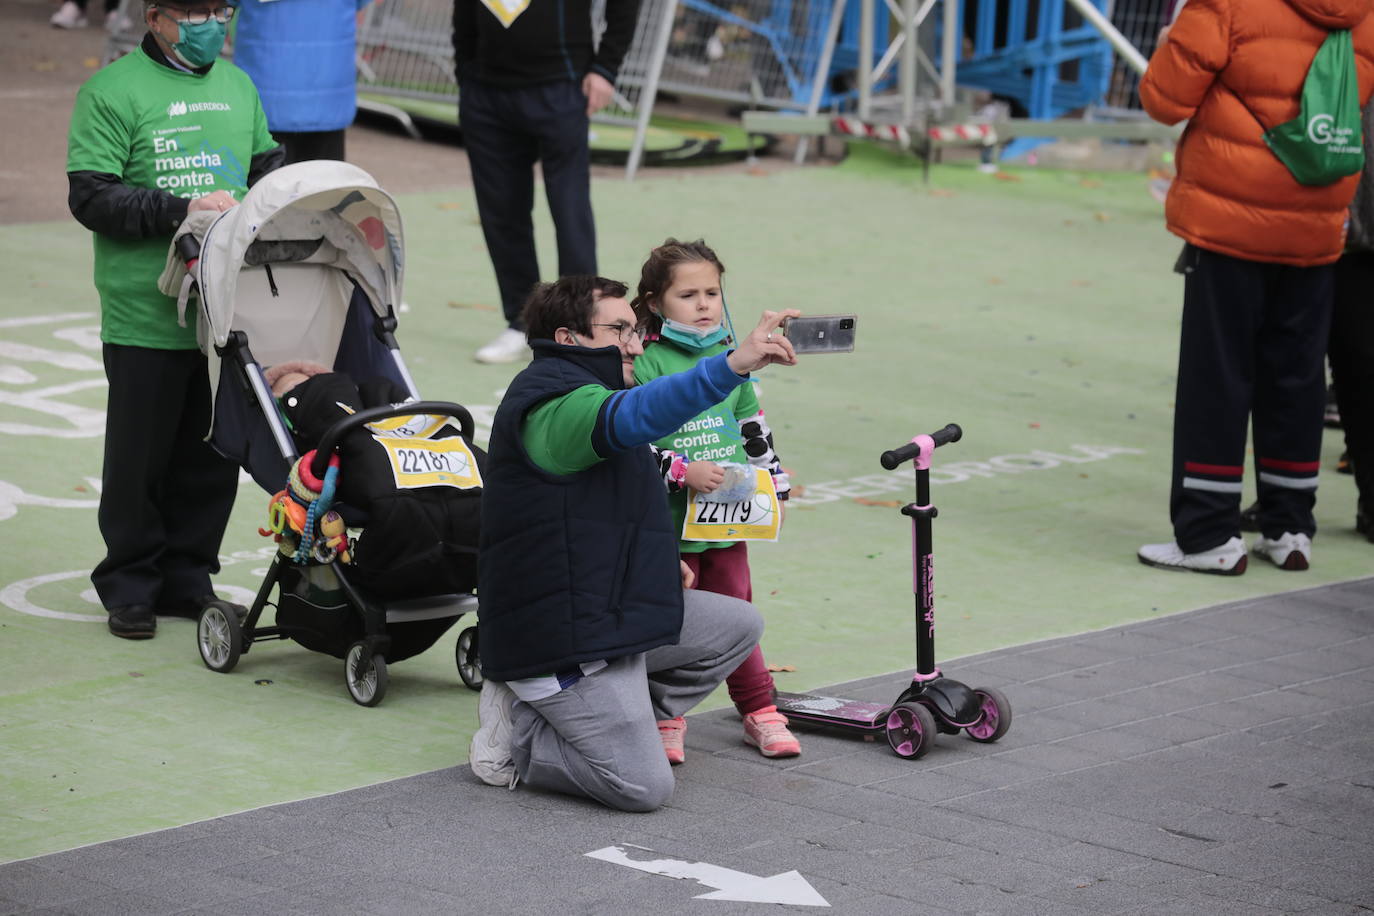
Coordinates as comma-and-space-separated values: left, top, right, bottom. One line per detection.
840, 318, 854, 329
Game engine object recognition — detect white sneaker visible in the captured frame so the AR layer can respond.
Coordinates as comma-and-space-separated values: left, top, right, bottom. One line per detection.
50, 1, 88, 28
1137, 536, 1247, 575
103, 11, 131, 32
474, 328, 528, 364
1251, 532, 1311, 571
469, 678, 517, 787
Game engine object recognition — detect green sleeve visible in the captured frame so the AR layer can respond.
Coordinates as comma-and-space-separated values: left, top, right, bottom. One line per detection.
250, 89, 276, 157
67, 82, 131, 176
734, 377, 761, 420
522, 384, 615, 475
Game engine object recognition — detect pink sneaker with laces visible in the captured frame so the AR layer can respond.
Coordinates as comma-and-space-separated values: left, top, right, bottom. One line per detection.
658, 716, 686, 765
742, 705, 801, 758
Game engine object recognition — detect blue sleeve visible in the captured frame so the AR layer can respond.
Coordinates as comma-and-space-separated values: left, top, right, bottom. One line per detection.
591, 352, 746, 457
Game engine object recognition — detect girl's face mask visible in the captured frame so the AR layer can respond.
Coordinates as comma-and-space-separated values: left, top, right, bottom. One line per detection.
659, 315, 729, 350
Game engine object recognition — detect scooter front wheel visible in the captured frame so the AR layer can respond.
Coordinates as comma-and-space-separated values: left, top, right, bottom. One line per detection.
965, 687, 1012, 743
886, 702, 937, 759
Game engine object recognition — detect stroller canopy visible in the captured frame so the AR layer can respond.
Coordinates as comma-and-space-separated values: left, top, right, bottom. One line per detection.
160, 160, 406, 418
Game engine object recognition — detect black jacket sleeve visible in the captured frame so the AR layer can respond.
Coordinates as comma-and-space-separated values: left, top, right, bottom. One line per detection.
591, 0, 641, 82
451, 0, 477, 80
249, 144, 286, 186
66, 171, 190, 240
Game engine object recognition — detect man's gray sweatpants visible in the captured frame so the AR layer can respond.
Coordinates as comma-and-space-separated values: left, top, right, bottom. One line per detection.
508, 588, 764, 812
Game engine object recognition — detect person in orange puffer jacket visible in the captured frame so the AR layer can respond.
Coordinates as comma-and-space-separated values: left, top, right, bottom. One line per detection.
1136, 0, 1374, 576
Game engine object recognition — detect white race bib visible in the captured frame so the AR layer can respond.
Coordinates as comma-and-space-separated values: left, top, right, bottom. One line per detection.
682, 468, 780, 542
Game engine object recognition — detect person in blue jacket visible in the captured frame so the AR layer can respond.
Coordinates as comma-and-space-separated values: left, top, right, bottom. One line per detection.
233, 0, 371, 163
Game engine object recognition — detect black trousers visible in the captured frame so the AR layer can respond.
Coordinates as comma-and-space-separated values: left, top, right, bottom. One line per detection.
1330, 250, 1374, 519
1169, 245, 1333, 553
275, 129, 347, 165
91, 345, 239, 611
459, 78, 597, 328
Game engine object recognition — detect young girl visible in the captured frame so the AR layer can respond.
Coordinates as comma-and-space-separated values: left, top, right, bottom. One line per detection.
632, 238, 801, 761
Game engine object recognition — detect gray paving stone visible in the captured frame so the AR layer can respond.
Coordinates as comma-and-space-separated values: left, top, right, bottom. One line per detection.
5, 579, 1371, 915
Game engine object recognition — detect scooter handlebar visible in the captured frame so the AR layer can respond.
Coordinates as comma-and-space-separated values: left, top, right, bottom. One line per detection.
880, 423, 962, 469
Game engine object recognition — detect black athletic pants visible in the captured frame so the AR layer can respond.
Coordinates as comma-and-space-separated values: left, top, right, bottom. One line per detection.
1169, 245, 1332, 553
459, 78, 597, 328
275, 129, 347, 165
1330, 250, 1374, 521
91, 344, 239, 612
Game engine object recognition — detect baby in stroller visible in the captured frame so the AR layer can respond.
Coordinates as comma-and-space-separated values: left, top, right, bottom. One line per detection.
263, 359, 483, 601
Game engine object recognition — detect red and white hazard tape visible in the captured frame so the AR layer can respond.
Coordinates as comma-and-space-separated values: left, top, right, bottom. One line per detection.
831, 116, 911, 148
927, 123, 998, 145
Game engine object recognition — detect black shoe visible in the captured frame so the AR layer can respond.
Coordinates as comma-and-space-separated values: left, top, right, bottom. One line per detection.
159, 594, 248, 622
108, 605, 156, 640
1358, 510, 1373, 544
1239, 500, 1261, 533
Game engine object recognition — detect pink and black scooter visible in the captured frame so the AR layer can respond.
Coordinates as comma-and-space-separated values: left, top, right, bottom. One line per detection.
774, 424, 1012, 759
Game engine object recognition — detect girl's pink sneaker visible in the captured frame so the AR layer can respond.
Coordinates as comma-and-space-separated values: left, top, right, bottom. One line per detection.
742, 706, 801, 758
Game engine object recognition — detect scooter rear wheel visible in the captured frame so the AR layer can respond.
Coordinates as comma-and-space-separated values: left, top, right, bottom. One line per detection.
965, 687, 1012, 742
456, 625, 482, 691
886, 702, 937, 759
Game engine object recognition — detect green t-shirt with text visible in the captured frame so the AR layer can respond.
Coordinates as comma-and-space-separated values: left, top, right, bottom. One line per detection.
67, 48, 276, 349
633, 339, 760, 552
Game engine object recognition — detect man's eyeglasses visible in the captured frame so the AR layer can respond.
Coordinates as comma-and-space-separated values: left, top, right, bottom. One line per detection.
158, 5, 236, 24
590, 322, 644, 345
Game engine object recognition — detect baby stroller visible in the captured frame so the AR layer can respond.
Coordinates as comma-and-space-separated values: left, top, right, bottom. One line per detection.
161, 161, 482, 706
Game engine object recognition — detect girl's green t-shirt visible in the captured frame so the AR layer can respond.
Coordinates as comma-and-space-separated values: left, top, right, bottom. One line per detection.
632, 339, 760, 552
67, 48, 277, 350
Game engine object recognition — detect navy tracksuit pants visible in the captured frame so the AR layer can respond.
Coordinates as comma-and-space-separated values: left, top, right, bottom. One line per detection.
459, 78, 597, 328
1169, 244, 1332, 553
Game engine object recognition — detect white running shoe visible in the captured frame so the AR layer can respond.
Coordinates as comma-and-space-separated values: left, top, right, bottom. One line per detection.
469, 678, 517, 787
50, 1, 88, 28
474, 328, 528, 364
1137, 536, 1247, 575
1251, 532, 1311, 571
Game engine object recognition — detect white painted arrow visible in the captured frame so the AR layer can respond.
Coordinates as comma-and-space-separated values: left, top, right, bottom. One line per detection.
586, 844, 830, 907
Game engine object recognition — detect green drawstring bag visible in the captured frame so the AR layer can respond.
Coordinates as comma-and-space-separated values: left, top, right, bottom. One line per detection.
1261, 30, 1365, 186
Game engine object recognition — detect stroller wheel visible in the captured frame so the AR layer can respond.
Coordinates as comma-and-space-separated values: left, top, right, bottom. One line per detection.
456, 626, 482, 691
885, 701, 936, 759
965, 687, 1012, 743
345, 640, 389, 707
198, 603, 243, 673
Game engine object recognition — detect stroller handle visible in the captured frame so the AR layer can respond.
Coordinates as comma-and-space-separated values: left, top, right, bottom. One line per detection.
311, 401, 477, 478
880, 424, 962, 470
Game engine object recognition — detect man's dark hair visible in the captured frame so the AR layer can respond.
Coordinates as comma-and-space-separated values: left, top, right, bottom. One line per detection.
521, 276, 629, 342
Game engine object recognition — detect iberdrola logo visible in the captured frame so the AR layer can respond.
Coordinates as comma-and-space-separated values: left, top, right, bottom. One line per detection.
167, 100, 188, 117
480, 0, 530, 27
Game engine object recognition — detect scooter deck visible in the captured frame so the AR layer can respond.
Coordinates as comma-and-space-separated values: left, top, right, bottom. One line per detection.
774, 691, 890, 730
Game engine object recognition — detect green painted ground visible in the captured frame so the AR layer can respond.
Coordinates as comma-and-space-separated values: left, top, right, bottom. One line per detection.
1, 148, 1366, 862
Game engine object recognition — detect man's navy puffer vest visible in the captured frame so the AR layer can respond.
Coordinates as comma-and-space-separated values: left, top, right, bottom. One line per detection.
477, 340, 683, 681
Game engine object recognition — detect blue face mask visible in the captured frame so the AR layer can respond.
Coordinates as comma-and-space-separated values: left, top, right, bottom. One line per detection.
168, 16, 227, 68
659, 316, 729, 351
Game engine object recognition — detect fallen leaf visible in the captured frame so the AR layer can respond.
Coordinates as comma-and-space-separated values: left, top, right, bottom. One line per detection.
1093, 211, 1110, 222
34, 61, 57, 72
83, 57, 99, 69
129, 671, 144, 678
1063, 219, 1076, 226
1029, 422, 1040, 429
1079, 473, 1090, 478
987, 276, 1004, 285
74, 485, 87, 492
994, 171, 1021, 182
1072, 279, 1091, 287
854, 497, 902, 508
1079, 178, 1102, 188
437, 201, 463, 210
448, 300, 497, 311
766, 664, 796, 672
929, 188, 956, 197
746, 167, 769, 177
